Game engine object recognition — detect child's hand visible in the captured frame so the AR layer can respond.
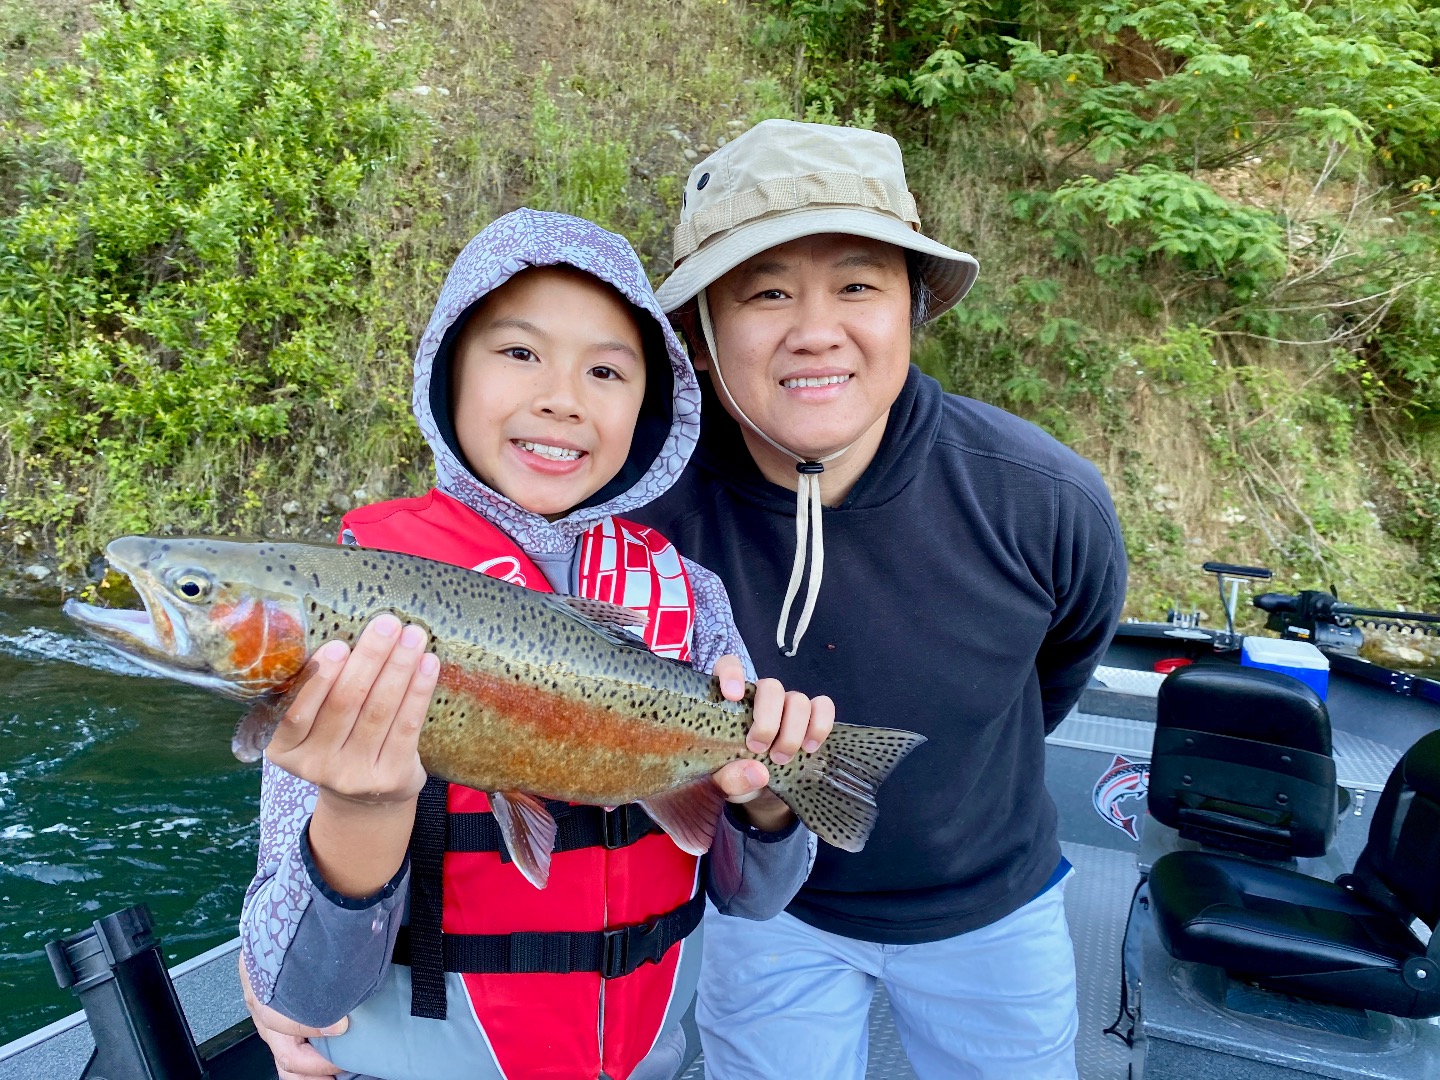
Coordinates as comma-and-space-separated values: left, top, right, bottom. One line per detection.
265, 614, 436, 806
709, 654, 836, 832
266, 615, 439, 897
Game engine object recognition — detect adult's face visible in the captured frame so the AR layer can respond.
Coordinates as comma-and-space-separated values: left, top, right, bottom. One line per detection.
705, 233, 911, 481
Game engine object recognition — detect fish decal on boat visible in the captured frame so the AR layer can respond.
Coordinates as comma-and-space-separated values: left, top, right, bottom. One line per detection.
1093, 753, 1150, 841
62, 536, 926, 887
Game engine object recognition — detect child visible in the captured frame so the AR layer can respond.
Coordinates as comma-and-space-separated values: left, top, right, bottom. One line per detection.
239, 209, 827, 1080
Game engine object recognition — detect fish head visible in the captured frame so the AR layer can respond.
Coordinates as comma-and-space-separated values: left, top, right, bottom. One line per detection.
63, 536, 310, 699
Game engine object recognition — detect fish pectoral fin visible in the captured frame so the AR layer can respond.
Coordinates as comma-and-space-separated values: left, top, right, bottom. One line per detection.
489, 791, 558, 890
231, 697, 288, 763
231, 663, 324, 763
639, 779, 725, 856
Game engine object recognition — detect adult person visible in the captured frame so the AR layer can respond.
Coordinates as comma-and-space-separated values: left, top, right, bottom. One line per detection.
626, 119, 1126, 1079
244, 119, 1126, 1080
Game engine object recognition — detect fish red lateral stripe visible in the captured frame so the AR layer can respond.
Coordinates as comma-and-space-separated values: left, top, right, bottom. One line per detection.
430, 663, 732, 798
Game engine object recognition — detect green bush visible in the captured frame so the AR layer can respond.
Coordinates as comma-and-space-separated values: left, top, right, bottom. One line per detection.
766, 0, 1440, 173
1025, 166, 1288, 299
0, 0, 421, 521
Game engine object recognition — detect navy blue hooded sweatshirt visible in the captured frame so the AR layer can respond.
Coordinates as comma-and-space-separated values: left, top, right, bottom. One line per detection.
633, 366, 1126, 944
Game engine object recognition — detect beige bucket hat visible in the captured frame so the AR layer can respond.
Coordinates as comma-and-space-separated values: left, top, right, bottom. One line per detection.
654, 119, 979, 317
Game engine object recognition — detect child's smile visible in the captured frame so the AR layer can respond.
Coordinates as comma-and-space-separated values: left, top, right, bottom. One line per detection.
507, 437, 588, 475
451, 266, 648, 519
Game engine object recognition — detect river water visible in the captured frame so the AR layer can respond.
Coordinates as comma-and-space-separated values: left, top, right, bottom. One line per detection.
0, 597, 258, 1047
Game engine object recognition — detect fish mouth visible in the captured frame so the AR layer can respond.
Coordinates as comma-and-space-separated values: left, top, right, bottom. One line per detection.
62, 539, 249, 698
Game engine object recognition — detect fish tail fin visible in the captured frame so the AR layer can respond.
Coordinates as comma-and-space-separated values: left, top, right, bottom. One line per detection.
769, 723, 926, 853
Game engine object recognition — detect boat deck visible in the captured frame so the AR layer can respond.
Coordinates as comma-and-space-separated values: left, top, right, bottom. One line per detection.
0, 840, 1134, 1080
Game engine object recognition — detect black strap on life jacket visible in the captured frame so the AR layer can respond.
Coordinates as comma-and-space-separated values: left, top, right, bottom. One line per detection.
393, 890, 704, 979
403, 780, 670, 1018
447, 801, 659, 860
406, 777, 450, 1019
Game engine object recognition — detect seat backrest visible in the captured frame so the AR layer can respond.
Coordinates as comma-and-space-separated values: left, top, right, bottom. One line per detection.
1148, 665, 1336, 859
1157, 665, 1331, 753
1353, 729, 1440, 929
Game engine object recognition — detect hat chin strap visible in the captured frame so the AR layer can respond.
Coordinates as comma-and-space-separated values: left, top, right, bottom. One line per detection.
697, 290, 853, 657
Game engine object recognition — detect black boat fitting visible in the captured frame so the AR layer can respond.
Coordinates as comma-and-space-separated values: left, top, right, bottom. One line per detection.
46, 903, 206, 1080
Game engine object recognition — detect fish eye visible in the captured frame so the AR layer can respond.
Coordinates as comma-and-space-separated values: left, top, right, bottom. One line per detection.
172, 571, 212, 601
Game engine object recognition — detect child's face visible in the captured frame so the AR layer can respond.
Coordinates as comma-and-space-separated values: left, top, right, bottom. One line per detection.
451, 267, 648, 519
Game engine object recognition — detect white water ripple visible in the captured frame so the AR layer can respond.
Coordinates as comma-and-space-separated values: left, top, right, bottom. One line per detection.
0, 626, 160, 679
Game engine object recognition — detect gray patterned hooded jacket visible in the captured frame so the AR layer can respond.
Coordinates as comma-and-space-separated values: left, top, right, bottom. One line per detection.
238, 209, 812, 1080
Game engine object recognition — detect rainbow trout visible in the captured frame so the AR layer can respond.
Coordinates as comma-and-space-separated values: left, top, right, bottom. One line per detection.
63, 536, 925, 888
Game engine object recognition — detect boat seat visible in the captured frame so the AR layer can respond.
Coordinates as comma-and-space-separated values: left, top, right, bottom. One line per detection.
1148, 729, 1440, 1019
1148, 665, 1336, 860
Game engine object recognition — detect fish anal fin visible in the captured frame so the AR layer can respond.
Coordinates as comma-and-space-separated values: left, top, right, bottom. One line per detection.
489, 791, 558, 890
639, 779, 725, 856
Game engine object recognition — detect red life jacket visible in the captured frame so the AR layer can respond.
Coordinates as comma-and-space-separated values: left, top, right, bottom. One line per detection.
340, 489, 702, 1080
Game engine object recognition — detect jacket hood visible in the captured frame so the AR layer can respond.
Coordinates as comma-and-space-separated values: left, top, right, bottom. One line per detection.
412, 208, 701, 554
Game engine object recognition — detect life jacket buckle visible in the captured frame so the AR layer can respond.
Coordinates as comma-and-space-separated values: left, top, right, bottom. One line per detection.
600, 917, 666, 979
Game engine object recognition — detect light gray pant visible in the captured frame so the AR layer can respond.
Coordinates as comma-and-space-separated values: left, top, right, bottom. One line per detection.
696, 878, 1079, 1080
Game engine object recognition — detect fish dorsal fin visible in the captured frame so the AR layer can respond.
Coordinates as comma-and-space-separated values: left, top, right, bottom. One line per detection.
488, 791, 559, 889
639, 778, 725, 856
558, 595, 649, 632
538, 593, 652, 652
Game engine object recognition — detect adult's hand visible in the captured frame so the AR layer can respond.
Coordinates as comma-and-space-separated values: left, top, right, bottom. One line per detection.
239, 955, 346, 1080
709, 654, 836, 831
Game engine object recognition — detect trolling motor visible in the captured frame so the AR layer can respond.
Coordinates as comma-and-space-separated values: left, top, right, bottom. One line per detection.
1254, 590, 1440, 650
46, 904, 274, 1080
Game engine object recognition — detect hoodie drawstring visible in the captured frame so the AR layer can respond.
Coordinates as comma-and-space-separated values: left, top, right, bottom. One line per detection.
697, 291, 850, 657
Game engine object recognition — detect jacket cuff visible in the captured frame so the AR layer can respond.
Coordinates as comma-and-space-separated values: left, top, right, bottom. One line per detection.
723, 802, 800, 843
299, 819, 409, 910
